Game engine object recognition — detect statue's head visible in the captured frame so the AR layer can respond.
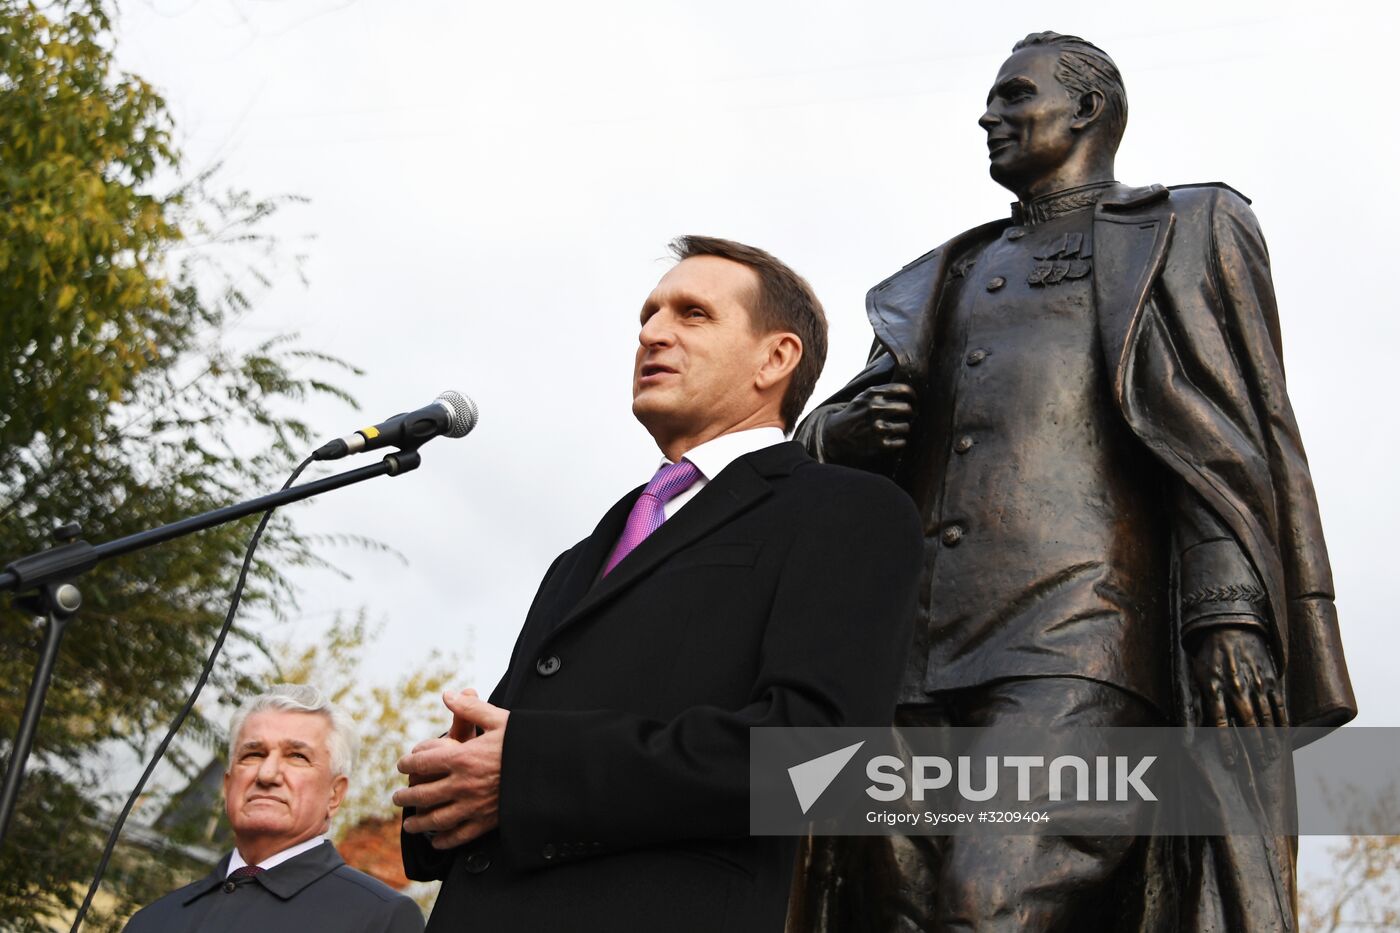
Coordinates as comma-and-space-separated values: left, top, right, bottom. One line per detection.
980, 32, 1126, 198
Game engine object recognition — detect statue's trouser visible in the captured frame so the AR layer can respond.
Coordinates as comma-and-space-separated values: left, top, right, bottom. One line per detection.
789, 676, 1162, 933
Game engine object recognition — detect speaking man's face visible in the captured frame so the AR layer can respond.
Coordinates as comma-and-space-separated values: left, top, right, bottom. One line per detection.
980, 46, 1079, 194
223, 710, 348, 858
632, 255, 771, 450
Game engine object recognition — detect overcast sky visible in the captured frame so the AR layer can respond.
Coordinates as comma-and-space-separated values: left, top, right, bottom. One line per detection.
108, 0, 1397, 870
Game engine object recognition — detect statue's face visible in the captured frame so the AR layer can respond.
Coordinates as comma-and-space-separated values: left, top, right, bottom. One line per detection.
979, 46, 1079, 194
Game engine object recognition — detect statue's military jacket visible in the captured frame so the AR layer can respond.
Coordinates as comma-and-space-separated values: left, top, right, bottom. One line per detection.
798, 182, 1355, 733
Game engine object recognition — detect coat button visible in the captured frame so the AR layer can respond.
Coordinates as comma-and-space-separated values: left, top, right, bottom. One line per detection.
986, 276, 1006, 291
954, 435, 974, 454
941, 524, 964, 547
464, 852, 491, 874
222, 880, 237, 894
1006, 227, 1026, 240
966, 348, 988, 366
535, 655, 562, 676
542, 843, 557, 861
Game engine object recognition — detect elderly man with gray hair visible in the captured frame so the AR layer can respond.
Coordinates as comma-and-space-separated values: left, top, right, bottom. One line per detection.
124, 684, 423, 932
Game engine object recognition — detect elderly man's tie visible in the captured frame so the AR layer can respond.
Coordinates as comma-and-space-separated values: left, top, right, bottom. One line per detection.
228, 865, 265, 880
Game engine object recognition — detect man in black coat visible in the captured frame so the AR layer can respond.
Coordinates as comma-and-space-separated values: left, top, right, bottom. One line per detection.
125, 684, 423, 932
396, 235, 922, 932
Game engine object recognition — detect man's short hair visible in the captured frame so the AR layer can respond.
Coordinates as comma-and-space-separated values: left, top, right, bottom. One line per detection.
1013, 31, 1127, 149
227, 683, 358, 778
668, 235, 828, 431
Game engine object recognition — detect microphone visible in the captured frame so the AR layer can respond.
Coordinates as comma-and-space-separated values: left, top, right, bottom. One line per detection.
313, 391, 479, 461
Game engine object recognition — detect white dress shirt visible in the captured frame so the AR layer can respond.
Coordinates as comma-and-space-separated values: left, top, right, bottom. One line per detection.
660, 427, 787, 519
227, 834, 328, 876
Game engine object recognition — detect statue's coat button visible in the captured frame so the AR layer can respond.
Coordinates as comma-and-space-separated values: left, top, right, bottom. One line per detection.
986, 276, 1006, 291
967, 349, 988, 366
941, 525, 964, 546
954, 435, 975, 453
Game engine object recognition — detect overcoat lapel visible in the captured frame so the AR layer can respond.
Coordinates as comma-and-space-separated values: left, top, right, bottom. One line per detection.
545, 486, 643, 627
546, 451, 778, 643
1092, 184, 1175, 402
180, 855, 233, 905
259, 840, 346, 900
866, 219, 1007, 384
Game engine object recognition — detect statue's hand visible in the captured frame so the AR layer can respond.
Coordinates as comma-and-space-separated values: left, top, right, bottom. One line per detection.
822, 383, 917, 467
1189, 624, 1287, 728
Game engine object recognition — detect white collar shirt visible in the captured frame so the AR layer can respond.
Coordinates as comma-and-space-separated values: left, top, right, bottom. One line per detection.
227, 834, 328, 877
659, 427, 787, 519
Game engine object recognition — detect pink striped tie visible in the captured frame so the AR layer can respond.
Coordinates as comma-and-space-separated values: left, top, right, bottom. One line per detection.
603, 459, 702, 576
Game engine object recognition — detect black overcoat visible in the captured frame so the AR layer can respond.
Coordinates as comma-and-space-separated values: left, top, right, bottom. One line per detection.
404, 441, 923, 932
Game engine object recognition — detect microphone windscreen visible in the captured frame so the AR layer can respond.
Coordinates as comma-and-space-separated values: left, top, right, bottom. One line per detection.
437, 391, 479, 438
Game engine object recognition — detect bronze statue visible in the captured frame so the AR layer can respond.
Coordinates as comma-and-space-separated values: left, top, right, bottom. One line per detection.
791, 31, 1356, 932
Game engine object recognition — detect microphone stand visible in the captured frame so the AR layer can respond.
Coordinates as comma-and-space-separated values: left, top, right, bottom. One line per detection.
0, 448, 422, 852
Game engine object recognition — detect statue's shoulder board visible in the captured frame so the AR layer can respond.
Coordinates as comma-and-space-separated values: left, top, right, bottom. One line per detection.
1167, 181, 1252, 205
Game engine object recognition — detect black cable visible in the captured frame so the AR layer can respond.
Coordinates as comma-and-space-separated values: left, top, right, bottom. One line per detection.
69, 454, 315, 933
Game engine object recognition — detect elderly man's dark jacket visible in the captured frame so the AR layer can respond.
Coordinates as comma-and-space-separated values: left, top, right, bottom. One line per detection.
402, 442, 922, 932
123, 840, 424, 933
799, 182, 1355, 734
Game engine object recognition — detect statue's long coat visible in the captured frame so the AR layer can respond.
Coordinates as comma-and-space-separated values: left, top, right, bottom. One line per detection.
795, 182, 1356, 930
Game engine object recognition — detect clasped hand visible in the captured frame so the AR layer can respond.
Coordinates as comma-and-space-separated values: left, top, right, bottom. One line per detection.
394, 688, 510, 850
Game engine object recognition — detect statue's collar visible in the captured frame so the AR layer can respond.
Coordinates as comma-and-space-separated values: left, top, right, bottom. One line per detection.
1011, 180, 1118, 226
